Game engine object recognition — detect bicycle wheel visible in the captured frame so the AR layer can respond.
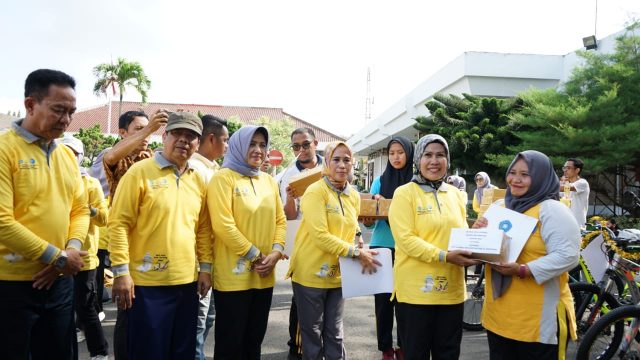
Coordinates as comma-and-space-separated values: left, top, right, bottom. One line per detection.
463, 283, 484, 331
570, 282, 620, 338
576, 305, 640, 360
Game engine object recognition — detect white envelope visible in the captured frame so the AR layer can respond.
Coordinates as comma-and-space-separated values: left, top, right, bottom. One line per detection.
482, 204, 538, 263
339, 248, 394, 298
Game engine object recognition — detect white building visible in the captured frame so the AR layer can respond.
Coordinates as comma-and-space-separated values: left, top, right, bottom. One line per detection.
348, 28, 634, 189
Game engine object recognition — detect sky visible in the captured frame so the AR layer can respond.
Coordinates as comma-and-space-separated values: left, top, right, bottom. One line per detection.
1, 0, 639, 138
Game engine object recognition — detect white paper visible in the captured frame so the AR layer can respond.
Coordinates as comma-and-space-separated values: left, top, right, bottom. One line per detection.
339, 248, 393, 298
482, 204, 538, 263
448, 228, 503, 254
581, 234, 608, 283
284, 220, 301, 257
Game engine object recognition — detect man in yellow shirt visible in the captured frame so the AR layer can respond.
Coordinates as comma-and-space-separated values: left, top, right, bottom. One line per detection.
0, 69, 89, 359
109, 112, 212, 359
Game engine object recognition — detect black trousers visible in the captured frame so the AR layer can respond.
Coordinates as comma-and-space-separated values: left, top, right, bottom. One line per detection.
487, 331, 558, 360
95, 249, 110, 313
287, 295, 302, 355
370, 246, 401, 352
114, 309, 128, 360
74, 269, 109, 357
0, 277, 76, 360
396, 302, 463, 360
213, 288, 273, 360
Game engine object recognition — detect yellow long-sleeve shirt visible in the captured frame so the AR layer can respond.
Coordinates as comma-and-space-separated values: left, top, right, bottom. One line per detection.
81, 174, 108, 270
108, 153, 213, 286
287, 179, 360, 288
208, 168, 286, 291
0, 123, 89, 280
389, 182, 468, 305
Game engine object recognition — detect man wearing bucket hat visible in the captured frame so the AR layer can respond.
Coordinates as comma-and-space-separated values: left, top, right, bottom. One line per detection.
108, 112, 213, 359
61, 135, 110, 359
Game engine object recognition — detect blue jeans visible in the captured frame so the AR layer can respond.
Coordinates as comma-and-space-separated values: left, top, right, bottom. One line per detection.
0, 276, 75, 359
195, 289, 215, 360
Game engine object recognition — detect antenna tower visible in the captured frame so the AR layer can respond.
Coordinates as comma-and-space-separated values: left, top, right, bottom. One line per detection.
365, 67, 374, 124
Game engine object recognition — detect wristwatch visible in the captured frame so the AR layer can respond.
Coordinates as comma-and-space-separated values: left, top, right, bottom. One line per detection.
54, 250, 68, 270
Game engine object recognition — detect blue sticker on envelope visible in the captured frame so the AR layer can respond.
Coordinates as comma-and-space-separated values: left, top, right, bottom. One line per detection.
498, 220, 512, 233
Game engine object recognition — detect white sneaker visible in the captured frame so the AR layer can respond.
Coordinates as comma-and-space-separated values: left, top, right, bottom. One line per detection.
98, 311, 106, 322
90, 356, 109, 360
76, 329, 85, 343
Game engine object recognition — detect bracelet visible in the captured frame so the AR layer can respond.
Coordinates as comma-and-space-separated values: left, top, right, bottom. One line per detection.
518, 264, 527, 279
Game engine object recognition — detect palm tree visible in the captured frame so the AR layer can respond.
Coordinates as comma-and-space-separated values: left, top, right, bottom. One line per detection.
93, 58, 151, 117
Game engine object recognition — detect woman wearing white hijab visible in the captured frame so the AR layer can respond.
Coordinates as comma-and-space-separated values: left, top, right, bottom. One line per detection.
474, 150, 579, 360
472, 171, 497, 213
389, 134, 478, 359
208, 125, 287, 360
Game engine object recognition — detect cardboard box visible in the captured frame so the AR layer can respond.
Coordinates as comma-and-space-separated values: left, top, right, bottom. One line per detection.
288, 167, 323, 197
377, 199, 392, 217
481, 188, 507, 205
360, 199, 378, 217
448, 228, 509, 264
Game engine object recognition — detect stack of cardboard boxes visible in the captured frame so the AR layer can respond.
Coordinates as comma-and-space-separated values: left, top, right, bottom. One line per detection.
478, 188, 507, 217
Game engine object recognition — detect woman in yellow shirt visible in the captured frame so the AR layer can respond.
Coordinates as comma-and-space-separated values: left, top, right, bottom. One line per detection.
288, 141, 380, 360
472, 171, 497, 213
389, 134, 478, 359
475, 150, 580, 360
208, 125, 287, 360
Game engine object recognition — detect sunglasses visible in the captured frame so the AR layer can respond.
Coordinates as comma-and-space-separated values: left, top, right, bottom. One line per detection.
291, 142, 312, 151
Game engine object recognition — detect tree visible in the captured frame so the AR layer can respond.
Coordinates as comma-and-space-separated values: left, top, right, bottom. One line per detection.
414, 93, 522, 178
506, 23, 640, 172
254, 116, 295, 170
73, 124, 117, 167
93, 57, 152, 117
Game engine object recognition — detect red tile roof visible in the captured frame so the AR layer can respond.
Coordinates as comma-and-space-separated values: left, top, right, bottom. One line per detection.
69, 101, 344, 142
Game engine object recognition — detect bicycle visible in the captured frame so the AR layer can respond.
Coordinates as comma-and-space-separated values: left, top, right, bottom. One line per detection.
575, 238, 640, 359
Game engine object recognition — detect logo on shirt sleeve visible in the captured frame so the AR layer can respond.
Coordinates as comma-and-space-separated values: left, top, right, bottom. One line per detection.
3, 252, 24, 263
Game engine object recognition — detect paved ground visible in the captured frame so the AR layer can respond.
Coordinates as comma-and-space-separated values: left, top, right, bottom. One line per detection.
80, 260, 578, 359
81, 225, 577, 359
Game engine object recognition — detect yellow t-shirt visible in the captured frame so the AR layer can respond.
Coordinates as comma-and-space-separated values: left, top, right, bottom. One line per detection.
81, 175, 108, 270
0, 127, 89, 280
208, 168, 286, 291
287, 179, 360, 288
389, 182, 468, 305
108, 155, 213, 286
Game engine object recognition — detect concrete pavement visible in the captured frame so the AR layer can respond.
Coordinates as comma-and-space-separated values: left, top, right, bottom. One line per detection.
81, 260, 576, 359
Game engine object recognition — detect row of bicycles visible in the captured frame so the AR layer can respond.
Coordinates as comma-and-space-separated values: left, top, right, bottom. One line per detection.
462, 223, 640, 360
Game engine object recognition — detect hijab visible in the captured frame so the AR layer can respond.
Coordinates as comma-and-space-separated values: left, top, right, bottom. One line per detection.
222, 125, 269, 177
447, 175, 467, 192
379, 136, 414, 199
322, 141, 353, 191
491, 150, 560, 299
411, 134, 450, 191
474, 172, 493, 204
504, 150, 560, 214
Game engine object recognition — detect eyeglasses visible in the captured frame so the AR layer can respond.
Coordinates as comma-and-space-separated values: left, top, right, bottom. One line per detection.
562, 166, 574, 171
475, 178, 483, 182
291, 142, 312, 151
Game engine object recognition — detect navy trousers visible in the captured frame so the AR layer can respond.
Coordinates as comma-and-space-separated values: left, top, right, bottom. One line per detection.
126, 282, 199, 360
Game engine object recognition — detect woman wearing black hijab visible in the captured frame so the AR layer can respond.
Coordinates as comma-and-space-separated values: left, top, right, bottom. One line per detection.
362, 136, 414, 360
474, 150, 580, 360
